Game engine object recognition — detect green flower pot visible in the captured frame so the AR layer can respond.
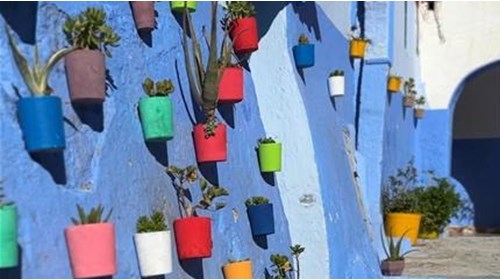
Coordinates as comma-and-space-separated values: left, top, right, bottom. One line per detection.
0, 204, 18, 268
170, 1, 197, 13
139, 96, 174, 142
258, 143, 282, 172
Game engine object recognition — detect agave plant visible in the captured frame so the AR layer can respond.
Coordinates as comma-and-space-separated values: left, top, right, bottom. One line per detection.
71, 204, 113, 225
381, 228, 417, 261
6, 26, 74, 96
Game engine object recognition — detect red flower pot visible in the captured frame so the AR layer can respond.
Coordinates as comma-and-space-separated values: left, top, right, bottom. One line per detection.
173, 217, 212, 260
193, 124, 227, 163
65, 223, 117, 278
218, 67, 244, 103
229, 17, 259, 55
65, 50, 106, 104
131, 1, 156, 31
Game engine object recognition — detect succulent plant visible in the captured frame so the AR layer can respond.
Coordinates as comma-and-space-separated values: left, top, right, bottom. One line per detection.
298, 34, 309, 45
142, 78, 175, 97
71, 204, 113, 225
6, 25, 74, 96
224, 1, 256, 20
258, 137, 277, 144
63, 7, 120, 57
136, 211, 168, 233
329, 70, 344, 77
245, 196, 270, 207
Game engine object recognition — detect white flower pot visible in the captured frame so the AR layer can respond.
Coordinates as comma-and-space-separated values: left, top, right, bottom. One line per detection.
134, 231, 172, 277
328, 75, 345, 97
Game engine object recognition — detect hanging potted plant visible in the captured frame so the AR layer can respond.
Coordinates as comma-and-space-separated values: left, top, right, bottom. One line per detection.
63, 7, 120, 104
257, 137, 282, 173
130, 1, 156, 32
224, 1, 258, 55
349, 35, 370, 59
403, 78, 417, 108
65, 204, 116, 278
292, 34, 315, 69
134, 211, 172, 277
166, 165, 229, 260
328, 70, 345, 97
139, 78, 175, 142
170, 1, 197, 13
218, 34, 244, 104
0, 181, 17, 269
268, 245, 305, 279
245, 196, 274, 236
387, 73, 403, 93
380, 229, 416, 276
181, 3, 233, 163
414, 96, 426, 119
6, 26, 74, 153
222, 258, 253, 279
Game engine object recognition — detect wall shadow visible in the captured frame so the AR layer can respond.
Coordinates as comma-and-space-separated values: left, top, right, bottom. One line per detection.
72, 103, 104, 132
252, 234, 268, 249
291, 2, 321, 41
197, 162, 219, 186
30, 151, 67, 185
0, 2, 38, 44
0, 244, 22, 279
217, 103, 235, 129
105, 69, 118, 97
175, 60, 196, 126
141, 274, 165, 279
387, 91, 393, 106
296, 67, 306, 84
329, 96, 337, 111
354, 59, 365, 149
253, 1, 289, 42
145, 142, 169, 166
138, 29, 153, 47
254, 149, 276, 186
179, 258, 204, 279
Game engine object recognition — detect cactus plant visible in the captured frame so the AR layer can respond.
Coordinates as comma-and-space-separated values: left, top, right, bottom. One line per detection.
71, 204, 113, 225
142, 78, 175, 97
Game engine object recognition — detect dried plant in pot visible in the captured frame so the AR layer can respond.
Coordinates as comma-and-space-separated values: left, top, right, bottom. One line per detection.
328, 70, 345, 97
222, 258, 253, 279
0, 180, 17, 269
380, 229, 417, 276
6, 25, 74, 153
224, 1, 258, 54
292, 34, 315, 69
63, 8, 120, 103
130, 1, 156, 32
166, 165, 229, 260
403, 78, 417, 107
414, 96, 426, 119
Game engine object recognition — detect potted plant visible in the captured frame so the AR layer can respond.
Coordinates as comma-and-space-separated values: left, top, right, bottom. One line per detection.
268, 245, 305, 279
403, 78, 417, 108
414, 96, 426, 119
245, 196, 274, 236
139, 78, 175, 142
181, 3, 233, 163
166, 165, 229, 260
387, 73, 403, 93
63, 7, 120, 103
218, 35, 244, 104
224, 1, 258, 55
292, 34, 315, 69
222, 258, 253, 279
380, 229, 416, 276
382, 159, 423, 245
349, 35, 370, 59
0, 180, 17, 269
65, 204, 116, 278
417, 175, 462, 239
170, 1, 197, 13
6, 26, 74, 153
257, 137, 282, 173
134, 211, 172, 277
328, 70, 345, 97
130, 1, 156, 32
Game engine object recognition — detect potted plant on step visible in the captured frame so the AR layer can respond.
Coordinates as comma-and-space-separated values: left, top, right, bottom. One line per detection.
170, 1, 197, 13
134, 211, 172, 277
380, 229, 416, 276
245, 196, 274, 236
349, 35, 370, 59
166, 165, 229, 260
268, 244, 305, 279
222, 258, 253, 279
292, 34, 315, 69
387, 73, 403, 93
257, 137, 282, 173
403, 78, 417, 108
328, 70, 345, 97
130, 1, 156, 32
414, 96, 426, 119
0, 180, 18, 269
139, 78, 175, 142
6, 26, 74, 153
181, 3, 235, 163
218, 32, 244, 104
65, 204, 116, 278
224, 1, 258, 55
63, 7, 120, 104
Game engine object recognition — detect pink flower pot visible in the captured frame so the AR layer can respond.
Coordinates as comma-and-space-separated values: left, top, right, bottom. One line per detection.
65, 49, 106, 104
131, 1, 156, 31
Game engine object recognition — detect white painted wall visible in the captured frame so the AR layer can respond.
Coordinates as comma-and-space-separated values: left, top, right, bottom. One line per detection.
316, 1, 352, 38
419, 2, 500, 109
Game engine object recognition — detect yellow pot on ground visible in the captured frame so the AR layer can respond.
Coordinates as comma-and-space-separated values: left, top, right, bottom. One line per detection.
419, 231, 439, 239
223, 260, 253, 279
387, 76, 403, 92
385, 212, 422, 245
349, 39, 368, 58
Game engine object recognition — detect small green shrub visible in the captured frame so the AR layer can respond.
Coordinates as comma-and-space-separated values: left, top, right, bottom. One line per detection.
71, 204, 113, 225
258, 137, 277, 145
245, 196, 269, 207
136, 211, 168, 233
142, 78, 175, 97
298, 34, 309, 44
224, 1, 256, 20
329, 70, 344, 77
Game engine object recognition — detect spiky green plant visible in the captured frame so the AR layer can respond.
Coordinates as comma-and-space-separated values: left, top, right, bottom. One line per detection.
329, 70, 344, 77
298, 34, 309, 45
245, 196, 270, 207
381, 228, 417, 261
71, 204, 113, 225
136, 211, 168, 233
290, 244, 305, 279
166, 165, 229, 218
181, 3, 232, 137
6, 26, 74, 96
142, 78, 175, 97
63, 7, 120, 57
258, 137, 277, 145
0, 179, 14, 208
224, 1, 256, 20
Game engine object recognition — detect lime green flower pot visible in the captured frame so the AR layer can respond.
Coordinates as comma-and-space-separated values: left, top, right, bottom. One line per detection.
139, 96, 174, 142
258, 143, 282, 172
170, 1, 197, 13
0, 204, 18, 268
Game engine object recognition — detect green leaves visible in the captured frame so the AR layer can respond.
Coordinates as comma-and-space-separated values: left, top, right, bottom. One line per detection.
290, 244, 305, 256
142, 78, 175, 97
258, 137, 277, 144
298, 33, 309, 45
381, 227, 417, 261
404, 78, 417, 96
71, 204, 113, 225
245, 196, 270, 207
136, 211, 168, 233
329, 70, 344, 77
224, 1, 256, 19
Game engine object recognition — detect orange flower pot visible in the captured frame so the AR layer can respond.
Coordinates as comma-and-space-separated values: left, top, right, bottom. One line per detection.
387, 76, 403, 92
385, 213, 422, 245
349, 39, 368, 59
222, 260, 253, 279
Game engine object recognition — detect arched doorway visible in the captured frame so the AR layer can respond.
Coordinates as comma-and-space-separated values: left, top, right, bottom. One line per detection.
452, 62, 500, 232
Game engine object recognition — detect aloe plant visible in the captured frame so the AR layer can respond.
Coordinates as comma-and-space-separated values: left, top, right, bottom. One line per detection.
6, 26, 74, 96
142, 78, 175, 97
71, 204, 113, 225
381, 228, 417, 261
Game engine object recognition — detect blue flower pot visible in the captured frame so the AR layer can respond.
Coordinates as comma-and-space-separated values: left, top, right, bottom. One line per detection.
17, 96, 65, 152
292, 44, 315, 68
247, 203, 275, 236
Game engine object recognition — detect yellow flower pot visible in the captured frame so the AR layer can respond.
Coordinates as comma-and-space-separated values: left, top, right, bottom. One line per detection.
349, 39, 368, 58
385, 212, 422, 245
387, 76, 403, 92
223, 260, 253, 279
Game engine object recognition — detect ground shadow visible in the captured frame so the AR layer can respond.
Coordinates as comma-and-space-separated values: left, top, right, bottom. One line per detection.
217, 103, 235, 128
0, 2, 38, 44
179, 258, 204, 279
30, 151, 67, 185
0, 245, 22, 279
252, 234, 269, 249
291, 2, 321, 41
72, 103, 104, 132
197, 162, 219, 186
253, 2, 289, 41
145, 142, 169, 166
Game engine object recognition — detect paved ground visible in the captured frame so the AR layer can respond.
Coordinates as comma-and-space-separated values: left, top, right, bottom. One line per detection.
403, 235, 500, 278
